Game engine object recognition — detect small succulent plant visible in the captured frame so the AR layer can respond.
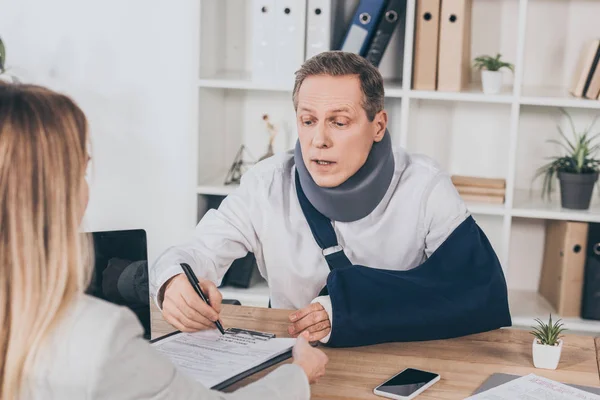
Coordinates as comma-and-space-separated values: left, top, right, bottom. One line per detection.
530, 314, 566, 346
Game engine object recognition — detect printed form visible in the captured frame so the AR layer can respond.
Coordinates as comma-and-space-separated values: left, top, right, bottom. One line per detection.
466, 374, 600, 400
152, 329, 295, 389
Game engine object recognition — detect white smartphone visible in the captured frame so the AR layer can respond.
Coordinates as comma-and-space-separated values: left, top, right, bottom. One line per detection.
373, 368, 440, 400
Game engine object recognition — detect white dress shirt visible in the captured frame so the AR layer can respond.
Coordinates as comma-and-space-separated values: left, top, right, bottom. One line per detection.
150, 147, 470, 343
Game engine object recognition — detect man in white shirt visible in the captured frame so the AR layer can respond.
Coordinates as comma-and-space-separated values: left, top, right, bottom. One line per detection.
150, 51, 510, 347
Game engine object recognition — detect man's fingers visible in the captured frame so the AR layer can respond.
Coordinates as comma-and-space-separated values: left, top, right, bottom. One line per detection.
308, 327, 331, 342
176, 296, 216, 327
306, 320, 331, 333
168, 305, 213, 331
288, 310, 329, 335
289, 302, 323, 322
202, 280, 223, 313
181, 288, 220, 322
164, 309, 202, 333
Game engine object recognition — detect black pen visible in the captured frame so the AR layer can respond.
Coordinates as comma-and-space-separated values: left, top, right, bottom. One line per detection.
179, 263, 225, 335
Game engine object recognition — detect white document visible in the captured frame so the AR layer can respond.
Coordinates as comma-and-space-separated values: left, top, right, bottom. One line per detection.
305, 0, 332, 60
465, 374, 600, 400
152, 329, 295, 389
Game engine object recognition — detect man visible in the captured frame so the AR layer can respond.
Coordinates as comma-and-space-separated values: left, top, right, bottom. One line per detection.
150, 51, 511, 347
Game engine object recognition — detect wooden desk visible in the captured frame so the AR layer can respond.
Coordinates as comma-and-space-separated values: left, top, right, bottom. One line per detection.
151, 304, 600, 399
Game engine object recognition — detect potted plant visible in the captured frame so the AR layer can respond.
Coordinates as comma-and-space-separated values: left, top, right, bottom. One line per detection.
533, 108, 600, 210
530, 314, 566, 370
473, 53, 514, 94
0, 36, 19, 84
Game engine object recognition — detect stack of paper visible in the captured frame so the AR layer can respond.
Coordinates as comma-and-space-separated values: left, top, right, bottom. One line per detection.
467, 374, 600, 400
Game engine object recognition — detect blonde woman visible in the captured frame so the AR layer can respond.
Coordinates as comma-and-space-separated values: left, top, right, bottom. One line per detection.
0, 82, 328, 400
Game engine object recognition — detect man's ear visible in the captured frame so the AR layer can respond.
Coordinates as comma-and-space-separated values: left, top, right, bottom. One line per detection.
373, 110, 388, 142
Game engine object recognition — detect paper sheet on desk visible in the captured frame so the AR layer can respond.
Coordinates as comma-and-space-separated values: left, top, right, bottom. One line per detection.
465, 374, 600, 400
151, 329, 295, 389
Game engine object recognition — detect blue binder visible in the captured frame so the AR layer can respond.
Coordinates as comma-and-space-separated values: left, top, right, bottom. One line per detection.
364, 0, 407, 66
339, 0, 389, 56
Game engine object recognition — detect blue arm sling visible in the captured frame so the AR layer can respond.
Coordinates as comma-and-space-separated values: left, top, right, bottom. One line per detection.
295, 171, 512, 348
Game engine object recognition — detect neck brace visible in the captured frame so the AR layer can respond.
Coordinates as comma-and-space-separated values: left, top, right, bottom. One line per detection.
294, 130, 395, 222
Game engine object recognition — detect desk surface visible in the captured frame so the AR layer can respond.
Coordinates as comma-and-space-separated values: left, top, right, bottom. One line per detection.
151, 304, 600, 400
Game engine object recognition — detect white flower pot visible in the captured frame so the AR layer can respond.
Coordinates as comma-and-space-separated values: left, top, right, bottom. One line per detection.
532, 338, 563, 370
481, 70, 503, 94
0, 72, 20, 83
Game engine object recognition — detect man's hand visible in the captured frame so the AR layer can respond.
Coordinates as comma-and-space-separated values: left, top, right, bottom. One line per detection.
162, 273, 223, 333
288, 303, 331, 342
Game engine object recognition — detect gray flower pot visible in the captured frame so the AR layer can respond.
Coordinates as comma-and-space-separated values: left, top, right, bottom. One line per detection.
558, 171, 599, 210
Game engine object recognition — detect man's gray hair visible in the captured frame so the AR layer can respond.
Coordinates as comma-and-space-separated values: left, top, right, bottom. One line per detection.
292, 51, 385, 122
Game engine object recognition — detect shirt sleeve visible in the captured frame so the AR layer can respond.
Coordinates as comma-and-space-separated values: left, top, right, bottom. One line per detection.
311, 295, 332, 344
91, 307, 310, 400
421, 172, 470, 258
149, 168, 266, 308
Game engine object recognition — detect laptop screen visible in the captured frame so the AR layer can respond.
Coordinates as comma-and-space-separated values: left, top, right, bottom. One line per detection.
85, 229, 151, 340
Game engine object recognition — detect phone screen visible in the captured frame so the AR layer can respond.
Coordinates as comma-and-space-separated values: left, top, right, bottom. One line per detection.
377, 368, 438, 396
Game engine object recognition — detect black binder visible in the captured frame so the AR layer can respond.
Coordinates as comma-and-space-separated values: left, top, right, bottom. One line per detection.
582, 223, 600, 320
364, 0, 408, 67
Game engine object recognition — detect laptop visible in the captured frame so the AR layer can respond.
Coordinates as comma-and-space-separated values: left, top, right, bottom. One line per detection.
85, 229, 151, 340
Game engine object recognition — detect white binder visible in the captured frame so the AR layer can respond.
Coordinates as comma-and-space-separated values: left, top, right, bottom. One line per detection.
305, 0, 332, 60
251, 0, 277, 83
274, 0, 307, 85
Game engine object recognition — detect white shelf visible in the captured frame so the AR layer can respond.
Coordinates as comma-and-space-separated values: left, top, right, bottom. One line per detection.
199, 71, 293, 92
198, 75, 600, 112
520, 86, 600, 110
465, 201, 507, 217
219, 280, 270, 308
408, 84, 514, 104
509, 290, 600, 334
511, 189, 600, 223
383, 80, 404, 98
197, 171, 238, 196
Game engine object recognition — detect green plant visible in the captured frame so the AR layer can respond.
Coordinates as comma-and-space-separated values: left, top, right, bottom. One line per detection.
473, 53, 514, 73
530, 314, 566, 346
0, 36, 5, 73
533, 108, 600, 200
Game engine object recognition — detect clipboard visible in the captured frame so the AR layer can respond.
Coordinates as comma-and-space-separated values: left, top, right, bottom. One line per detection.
150, 327, 294, 391
212, 349, 293, 390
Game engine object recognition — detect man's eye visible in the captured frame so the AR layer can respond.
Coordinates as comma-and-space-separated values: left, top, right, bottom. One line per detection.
303, 120, 313, 126
334, 121, 346, 127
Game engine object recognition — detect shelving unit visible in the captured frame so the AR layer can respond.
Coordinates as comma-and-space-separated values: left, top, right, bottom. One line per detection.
194, 0, 600, 334
220, 280, 270, 309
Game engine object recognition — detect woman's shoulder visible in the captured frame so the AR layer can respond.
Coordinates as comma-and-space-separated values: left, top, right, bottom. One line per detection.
26, 294, 144, 396
68, 294, 144, 341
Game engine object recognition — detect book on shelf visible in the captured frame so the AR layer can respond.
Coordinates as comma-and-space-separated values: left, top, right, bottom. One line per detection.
451, 175, 506, 204
459, 192, 504, 204
454, 185, 505, 196
569, 38, 600, 99
451, 175, 506, 189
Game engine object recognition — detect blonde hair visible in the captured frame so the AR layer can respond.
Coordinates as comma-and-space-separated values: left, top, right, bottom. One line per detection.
0, 82, 93, 399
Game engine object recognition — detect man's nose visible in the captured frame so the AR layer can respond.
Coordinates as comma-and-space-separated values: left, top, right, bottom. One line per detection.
312, 122, 332, 148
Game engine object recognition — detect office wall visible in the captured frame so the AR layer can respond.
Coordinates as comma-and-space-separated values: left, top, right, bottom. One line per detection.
0, 0, 199, 262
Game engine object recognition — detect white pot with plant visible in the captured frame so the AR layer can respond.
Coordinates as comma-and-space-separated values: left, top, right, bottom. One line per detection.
0, 36, 19, 84
530, 314, 566, 370
473, 53, 514, 95
533, 108, 600, 210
